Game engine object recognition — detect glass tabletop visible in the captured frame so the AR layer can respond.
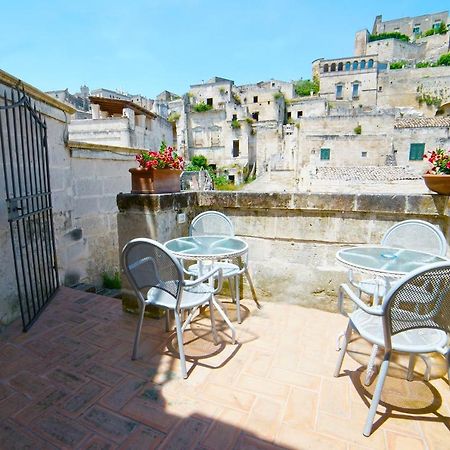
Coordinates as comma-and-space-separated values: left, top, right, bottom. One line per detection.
165, 235, 248, 260
336, 245, 448, 276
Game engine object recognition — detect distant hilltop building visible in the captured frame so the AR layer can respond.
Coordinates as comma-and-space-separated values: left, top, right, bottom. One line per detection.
47, 10, 450, 187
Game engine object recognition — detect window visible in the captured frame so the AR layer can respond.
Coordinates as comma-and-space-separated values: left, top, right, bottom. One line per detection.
193, 128, 203, 147
323, 64, 329, 73
345, 61, 351, 71
207, 98, 213, 107
337, 62, 343, 71
271, 82, 275, 87
287, 112, 291, 120
409, 143, 425, 160
433, 22, 441, 30
253, 96, 258, 103
360, 60, 366, 70
232, 140, 240, 157
252, 112, 259, 121
361, 151, 367, 158
413, 25, 420, 34
210, 126, 220, 146
297, 111, 303, 118
378, 86, 383, 92
335, 84, 343, 100
232, 114, 237, 121
331, 63, 336, 72
352, 83, 360, 99
352, 60, 359, 70
367, 59, 374, 69
320, 148, 330, 160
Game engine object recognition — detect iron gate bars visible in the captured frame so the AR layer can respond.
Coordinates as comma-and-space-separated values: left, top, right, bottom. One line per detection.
0, 88, 59, 331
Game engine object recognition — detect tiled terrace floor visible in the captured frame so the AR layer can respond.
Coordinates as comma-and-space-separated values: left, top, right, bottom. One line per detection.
0, 287, 449, 449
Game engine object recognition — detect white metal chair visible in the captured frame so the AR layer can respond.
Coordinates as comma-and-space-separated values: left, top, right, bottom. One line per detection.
186, 211, 255, 323
349, 220, 448, 299
121, 238, 235, 379
335, 261, 450, 436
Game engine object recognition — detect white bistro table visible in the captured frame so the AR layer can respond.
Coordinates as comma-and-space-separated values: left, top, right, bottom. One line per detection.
336, 245, 448, 383
165, 235, 249, 339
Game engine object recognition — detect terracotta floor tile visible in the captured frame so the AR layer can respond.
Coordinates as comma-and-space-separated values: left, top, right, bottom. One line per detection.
245, 397, 285, 441
282, 387, 318, 429
268, 366, 321, 391
201, 408, 248, 450
198, 383, 256, 412
318, 377, 351, 418
384, 431, 426, 450
236, 373, 290, 402
275, 423, 347, 450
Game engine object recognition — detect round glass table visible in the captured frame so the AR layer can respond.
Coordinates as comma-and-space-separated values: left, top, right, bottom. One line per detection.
336, 245, 448, 279
165, 235, 248, 262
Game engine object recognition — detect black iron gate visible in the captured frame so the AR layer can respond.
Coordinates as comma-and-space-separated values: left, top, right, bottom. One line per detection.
0, 88, 59, 331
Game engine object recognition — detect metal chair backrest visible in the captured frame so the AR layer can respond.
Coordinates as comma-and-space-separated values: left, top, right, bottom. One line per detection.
121, 238, 183, 308
382, 220, 448, 257
189, 211, 235, 237
382, 262, 450, 350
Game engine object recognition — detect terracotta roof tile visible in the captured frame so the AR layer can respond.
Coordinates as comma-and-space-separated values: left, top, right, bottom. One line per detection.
394, 117, 450, 128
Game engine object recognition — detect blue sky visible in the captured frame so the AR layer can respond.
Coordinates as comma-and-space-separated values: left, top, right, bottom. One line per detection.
1, 0, 449, 98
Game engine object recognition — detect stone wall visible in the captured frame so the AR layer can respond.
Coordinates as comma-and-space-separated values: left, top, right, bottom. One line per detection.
116, 191, 450, 313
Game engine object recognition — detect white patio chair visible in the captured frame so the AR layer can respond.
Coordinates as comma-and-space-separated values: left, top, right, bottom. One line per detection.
335, 261, 450, 436
186, 211, 255, 324
349, 220, 448, 299
121, 238, 234, 379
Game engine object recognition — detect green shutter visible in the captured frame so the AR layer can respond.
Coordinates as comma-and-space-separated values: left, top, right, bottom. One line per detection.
409, 143, 425, 161
320, 148, 330, 160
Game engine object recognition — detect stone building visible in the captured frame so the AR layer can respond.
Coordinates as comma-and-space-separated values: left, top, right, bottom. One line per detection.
69, 96, 174, 150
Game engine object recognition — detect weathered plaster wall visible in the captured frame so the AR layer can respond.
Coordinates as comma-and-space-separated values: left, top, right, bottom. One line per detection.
116, 191, 450, 313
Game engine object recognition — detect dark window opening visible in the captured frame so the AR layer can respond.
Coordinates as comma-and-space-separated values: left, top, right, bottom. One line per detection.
232, 114, 237, 121
206, 98, 213, 106
337, 62, 343, 71
320, 148, 330, 160
324, 64, 329, 72
287, 112, 291, 120
331, 63, 336, 72
209, 163, 217, 171
232, 140, 240, 157
252, 112, 259, 121
253, 96, 258, 103
409, 143, 425, 160
228, 175, 235, 183
297, 111, 303, 118
378, 86, 383, 91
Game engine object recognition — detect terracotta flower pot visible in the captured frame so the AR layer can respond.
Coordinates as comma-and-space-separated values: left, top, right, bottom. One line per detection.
129, 168, 182, 194
423, 174, 450, 195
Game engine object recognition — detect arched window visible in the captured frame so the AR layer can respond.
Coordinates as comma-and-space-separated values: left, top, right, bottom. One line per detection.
367, 59, 374, 69
330, 63, 336, 72
345, 61, 351, 71
323, 64, 329, 73
337, 62, 344, 71
352, 60, 359, 70
360, 59, 366, 69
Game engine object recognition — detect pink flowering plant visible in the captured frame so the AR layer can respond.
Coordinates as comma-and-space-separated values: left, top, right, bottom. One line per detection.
423, 148, 450, 175
136, 142, 184, 170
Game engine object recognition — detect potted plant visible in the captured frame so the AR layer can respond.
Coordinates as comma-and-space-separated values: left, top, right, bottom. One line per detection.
422, 147, 450, 195
130, 142, 184, 194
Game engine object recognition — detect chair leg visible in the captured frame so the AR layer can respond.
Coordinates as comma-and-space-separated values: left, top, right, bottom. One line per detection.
174, 310, 188, 379
407, 354, 417, 381
334, 321, 352, 377
181, 307, 199, 333
244, 268, 259, 305
132, 304, 145, 360
363, 352, 391, 437
209, 298, 219, 345
212, 296, 236, 344
365, 344, 379, 386
235, 275, 242, 324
